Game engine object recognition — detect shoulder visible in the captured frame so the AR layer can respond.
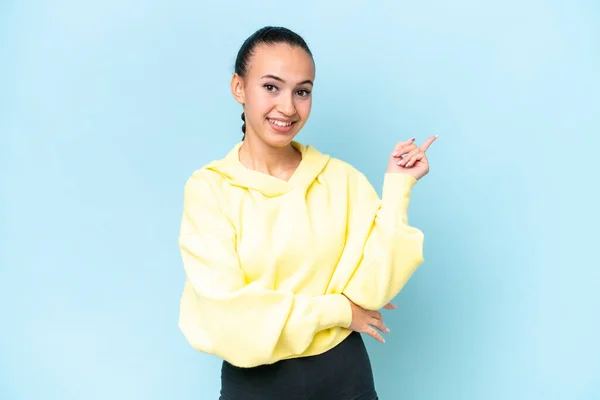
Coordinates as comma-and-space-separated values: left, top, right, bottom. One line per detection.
184, 167, 220, 191
181, 163, 231, 210
187, 164, 223, 182
183, 147, 235, 191
323, 155, 372, 186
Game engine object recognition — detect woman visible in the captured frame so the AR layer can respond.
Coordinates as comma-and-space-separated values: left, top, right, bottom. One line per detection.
178, 26, 437, 400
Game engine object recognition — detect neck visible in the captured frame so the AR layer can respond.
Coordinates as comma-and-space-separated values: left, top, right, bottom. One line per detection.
238, 134, 301, 176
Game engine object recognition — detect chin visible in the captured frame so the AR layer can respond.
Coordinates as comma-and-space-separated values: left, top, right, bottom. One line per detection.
263, 132, 298, 148
262, 120, 303, 146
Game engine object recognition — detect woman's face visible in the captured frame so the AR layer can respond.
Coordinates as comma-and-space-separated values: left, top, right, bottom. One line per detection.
231, 43, 315, 147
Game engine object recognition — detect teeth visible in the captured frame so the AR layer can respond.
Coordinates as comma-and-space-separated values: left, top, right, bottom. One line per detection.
269, 119, 292, 127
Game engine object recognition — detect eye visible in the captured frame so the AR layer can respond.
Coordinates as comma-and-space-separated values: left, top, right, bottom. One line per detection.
296, 89, 311, 97
264, 84, 278, 92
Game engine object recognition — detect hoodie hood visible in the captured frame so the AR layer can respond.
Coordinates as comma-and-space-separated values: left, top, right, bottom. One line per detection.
205, 141, 331, 197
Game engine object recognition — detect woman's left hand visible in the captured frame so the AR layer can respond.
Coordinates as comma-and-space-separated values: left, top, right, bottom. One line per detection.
387, 135, 438, 180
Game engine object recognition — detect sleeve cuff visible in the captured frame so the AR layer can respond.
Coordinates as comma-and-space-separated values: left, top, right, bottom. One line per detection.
380, 173, 417, 226
314, 294, 352, 330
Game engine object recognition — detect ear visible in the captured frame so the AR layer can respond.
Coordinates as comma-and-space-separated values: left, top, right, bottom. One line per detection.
230, 73, 245, 105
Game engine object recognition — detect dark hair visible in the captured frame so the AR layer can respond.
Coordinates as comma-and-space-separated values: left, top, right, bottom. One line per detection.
234, 26, 313, 140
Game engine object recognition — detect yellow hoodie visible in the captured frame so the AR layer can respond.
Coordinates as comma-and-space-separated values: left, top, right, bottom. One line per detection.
178, 141, 424, 368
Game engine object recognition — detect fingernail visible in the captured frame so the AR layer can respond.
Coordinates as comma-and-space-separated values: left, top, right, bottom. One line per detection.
382, 339, 386, 343
386, 328, 391, 333
410, 137, 415, 141
391, 152, 398, 157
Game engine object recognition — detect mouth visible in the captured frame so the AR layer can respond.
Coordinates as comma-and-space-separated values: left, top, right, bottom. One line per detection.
267, 118, 297, 133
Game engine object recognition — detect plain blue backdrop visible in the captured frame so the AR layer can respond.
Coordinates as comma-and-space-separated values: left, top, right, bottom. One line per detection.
1, 1, 599, 399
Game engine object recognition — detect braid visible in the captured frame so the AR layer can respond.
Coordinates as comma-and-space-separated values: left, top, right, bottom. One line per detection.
241, 112, 246, 141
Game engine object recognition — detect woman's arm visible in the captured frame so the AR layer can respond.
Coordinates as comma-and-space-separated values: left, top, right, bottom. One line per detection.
342, 136, 436, 310
342, 172, 425, 310
178, 171, 352, 368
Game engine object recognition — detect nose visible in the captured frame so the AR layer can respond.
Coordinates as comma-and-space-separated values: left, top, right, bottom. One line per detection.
276, 93, 296, 117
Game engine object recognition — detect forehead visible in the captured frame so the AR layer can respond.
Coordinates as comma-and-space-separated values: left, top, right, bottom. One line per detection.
247, 43, 315, 81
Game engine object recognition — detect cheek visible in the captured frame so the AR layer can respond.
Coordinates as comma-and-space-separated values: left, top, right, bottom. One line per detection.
245, 90, 272, 117
296, 98, 312, 117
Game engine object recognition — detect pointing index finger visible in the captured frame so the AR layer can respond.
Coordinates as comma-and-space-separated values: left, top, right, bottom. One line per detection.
419, 135, 439, 152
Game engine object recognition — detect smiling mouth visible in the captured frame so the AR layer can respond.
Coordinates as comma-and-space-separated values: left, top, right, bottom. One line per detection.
267, 118, 296, 127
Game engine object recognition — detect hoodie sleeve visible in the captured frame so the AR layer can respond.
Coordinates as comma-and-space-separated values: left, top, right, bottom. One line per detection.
342, 171, 425, 311
177, 172, 352, 368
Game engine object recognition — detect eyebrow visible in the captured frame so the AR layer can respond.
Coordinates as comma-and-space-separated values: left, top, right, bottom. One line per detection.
261, 74, 313, 86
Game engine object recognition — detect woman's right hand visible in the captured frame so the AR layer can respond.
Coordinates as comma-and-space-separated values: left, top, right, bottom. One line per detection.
344, 295, 392, 343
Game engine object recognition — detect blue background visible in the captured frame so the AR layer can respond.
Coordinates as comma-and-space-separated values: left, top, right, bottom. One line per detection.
2, 1, 599, 399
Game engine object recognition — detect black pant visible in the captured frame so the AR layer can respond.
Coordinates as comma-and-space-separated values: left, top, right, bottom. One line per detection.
219, 331, 378, 400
